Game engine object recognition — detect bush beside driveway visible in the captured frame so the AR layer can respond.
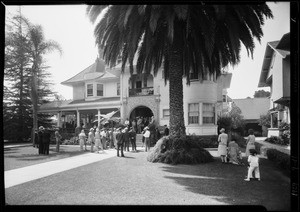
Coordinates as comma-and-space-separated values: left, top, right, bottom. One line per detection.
4, 146, 290, 210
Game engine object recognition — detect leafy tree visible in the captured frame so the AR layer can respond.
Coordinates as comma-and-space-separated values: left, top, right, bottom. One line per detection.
258, 111, 271, 128
86, 5, 273, 138
254, 89, 270, 98
22, 19, 62, 144
4, 14, 33, 141
4, 14, 62, 142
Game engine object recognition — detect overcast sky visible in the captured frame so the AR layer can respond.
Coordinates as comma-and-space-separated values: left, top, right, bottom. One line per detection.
5, 2, 290, 100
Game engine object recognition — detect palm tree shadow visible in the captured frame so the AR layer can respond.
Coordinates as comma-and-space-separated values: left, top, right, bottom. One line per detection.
159, 157, 290, 210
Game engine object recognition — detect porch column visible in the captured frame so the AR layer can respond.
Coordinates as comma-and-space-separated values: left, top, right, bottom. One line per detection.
98, 109, 101, 128
270, 112, 273, 128
57, 111, 61, 128
77, 110, 80, 127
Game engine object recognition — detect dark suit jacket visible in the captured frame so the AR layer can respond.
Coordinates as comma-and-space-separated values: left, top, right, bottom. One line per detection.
42, 130, 51, 144
116, 132, 124, 145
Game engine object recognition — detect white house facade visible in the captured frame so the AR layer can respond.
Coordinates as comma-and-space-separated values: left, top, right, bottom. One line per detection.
258, 32, 290, 137
39, 57, 232, 136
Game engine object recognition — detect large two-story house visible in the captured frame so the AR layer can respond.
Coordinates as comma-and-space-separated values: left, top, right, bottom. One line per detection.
39, 55, 232, 135
258, 32, 290, 137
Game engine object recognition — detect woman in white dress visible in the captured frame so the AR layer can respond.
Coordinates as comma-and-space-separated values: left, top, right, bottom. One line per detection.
245, 129, 256, 156
218, 128, 228, 163
88, 128, 95, 152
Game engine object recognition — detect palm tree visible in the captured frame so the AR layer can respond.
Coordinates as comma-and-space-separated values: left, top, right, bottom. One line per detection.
86, 5, 273, 138
21, 18, 62, 144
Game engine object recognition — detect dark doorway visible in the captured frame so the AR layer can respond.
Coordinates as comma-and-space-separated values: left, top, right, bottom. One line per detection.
130, 106, 153, 120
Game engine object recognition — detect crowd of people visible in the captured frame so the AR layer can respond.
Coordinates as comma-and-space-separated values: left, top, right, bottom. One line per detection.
217, 128, 260, 181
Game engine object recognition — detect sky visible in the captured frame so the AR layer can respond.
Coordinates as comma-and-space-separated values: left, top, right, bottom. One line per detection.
5, 2, 290, 100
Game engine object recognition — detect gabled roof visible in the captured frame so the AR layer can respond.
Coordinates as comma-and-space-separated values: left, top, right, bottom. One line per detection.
276, 32, 290, 51
258, 34, 290, 87
61, 58, 120, 86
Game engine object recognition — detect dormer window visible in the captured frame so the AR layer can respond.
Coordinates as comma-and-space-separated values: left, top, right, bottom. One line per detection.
97, 84, 104, 96
87, 84, 93, 97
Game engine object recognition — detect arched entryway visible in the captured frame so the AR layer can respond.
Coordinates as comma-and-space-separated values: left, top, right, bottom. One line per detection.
129, 106, 153, 120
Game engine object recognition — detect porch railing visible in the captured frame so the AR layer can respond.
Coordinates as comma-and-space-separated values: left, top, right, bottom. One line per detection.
129, 87, 154, 96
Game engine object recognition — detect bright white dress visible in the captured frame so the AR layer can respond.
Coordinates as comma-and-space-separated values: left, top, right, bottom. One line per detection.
218, 133, 228, 156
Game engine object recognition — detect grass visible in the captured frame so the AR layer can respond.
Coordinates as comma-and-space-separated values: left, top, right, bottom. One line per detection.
4, 146, 290, 210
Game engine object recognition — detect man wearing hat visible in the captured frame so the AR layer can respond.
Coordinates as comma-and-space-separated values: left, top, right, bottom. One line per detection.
116, 127, 125, 157
218, 128, 228, 163
143, 126, 151, 152
55, 128, 62, 152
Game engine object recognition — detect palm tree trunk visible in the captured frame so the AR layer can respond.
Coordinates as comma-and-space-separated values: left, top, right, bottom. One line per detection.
168, 45, 186, 138
31, 68, 38, 145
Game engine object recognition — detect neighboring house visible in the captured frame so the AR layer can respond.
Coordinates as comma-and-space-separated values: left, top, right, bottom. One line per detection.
39, 56, 232, 136
258, 32, 290, 137
232, 98, 270, 136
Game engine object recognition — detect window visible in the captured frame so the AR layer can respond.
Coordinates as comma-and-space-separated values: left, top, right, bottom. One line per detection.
87, 84, 93, 97
203, 103, 215, 124
223, 95, 227, 102
163, 109, 170, 118
188, 103, 199, 124
97, 84, 103, 96
117, 83, 120, 96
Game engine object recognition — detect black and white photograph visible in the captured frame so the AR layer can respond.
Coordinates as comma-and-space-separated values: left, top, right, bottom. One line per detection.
2, 1, 297, 210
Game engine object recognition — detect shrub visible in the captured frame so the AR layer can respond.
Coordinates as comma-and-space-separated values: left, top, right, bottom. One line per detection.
265, 136, 289, 146
147, 136, 214, 165
266, 149, 290, 173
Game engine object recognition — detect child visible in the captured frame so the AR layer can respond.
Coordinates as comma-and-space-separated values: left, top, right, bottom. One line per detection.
244, 149, 260, 181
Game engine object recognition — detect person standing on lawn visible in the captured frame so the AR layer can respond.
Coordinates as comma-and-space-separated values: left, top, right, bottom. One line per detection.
116, 127, 125, 157
245, 129, 256, 156
54, 128, 62, 152
42, 128, 51, 155
88, 128, 95, 152
245, 149, 260, 181
129, 127, 137, 152
94, 128, 103, 153
143, 126, 151, 152
79, 130, 87, 151
123, 127, 130, 151
38, 126, 45, 154
218, 128, 228, 163
100, 129, 107, 150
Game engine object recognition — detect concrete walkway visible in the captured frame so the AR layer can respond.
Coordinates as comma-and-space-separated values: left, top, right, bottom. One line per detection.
4, 146, 220, 189
4, 149, 117, 188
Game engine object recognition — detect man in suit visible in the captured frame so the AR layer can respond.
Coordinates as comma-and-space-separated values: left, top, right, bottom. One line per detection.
116, 127, 125, 157
123, 127, 130, 151
38, 126, 45, 155
129, 127, 137, 152
42, 128, 51, 155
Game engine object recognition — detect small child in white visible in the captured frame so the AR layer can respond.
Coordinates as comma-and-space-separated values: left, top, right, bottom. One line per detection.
244, 149, 260, 181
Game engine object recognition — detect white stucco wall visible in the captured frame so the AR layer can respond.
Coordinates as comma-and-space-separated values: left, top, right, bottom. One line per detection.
270, 54, 283, 102
73, 83, 85, 100
104, 81, 118, 97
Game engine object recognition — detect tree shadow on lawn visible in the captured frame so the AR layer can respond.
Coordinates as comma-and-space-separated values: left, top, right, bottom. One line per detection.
4, 146, 90, 162
160, 157, 290, 211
